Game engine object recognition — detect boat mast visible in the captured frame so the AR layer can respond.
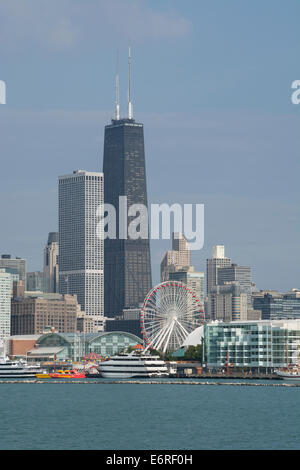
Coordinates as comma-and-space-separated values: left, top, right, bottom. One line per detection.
286, 332, 289, 368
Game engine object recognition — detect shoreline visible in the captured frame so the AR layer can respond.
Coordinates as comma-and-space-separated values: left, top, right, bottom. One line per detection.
0, 379, 298, 387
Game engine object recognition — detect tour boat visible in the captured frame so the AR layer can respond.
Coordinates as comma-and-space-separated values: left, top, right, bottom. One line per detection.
0, 357, 44, 379
98, 352, 169, 378
274, 367, 300, 380
49, 369, 86, 379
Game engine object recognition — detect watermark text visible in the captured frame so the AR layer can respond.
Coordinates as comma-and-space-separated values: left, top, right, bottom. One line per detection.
0, 80, 6, 104
96, 197, 204, 251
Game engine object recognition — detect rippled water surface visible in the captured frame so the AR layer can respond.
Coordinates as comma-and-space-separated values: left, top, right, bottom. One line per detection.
0, 381, 299, 449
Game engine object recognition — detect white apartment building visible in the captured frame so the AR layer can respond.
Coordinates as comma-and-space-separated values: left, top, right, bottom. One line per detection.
0, 270, 12, 342
58, 170, 104, 330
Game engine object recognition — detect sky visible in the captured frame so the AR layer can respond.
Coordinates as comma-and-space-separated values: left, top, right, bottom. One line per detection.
0, 0, 299, 291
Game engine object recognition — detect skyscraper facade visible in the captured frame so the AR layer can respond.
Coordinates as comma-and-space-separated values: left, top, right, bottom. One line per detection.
218, 264, 252, 307
161, 233, 191, 282
58, 170, 104, 328
0, 255, 26, 282
11, 292, 79, 335
26, 272, 44, 292
206, 245, 231, 295
208, 282, 248, 322
169, 267, 205, 307
44, 232, 59, 293
103, 117, 152, 317
0, 269, 11, 340
252, 289, 300, 320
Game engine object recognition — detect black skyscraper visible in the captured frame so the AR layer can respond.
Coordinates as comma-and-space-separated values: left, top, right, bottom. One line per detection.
103, 117, 152, 317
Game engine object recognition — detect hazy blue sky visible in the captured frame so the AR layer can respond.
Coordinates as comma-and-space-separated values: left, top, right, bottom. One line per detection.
0, 0, 299, 290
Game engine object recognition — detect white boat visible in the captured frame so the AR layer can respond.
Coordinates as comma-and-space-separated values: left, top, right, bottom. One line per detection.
274, 367, 300, 380
0, 357, 43, 378
98, 352, 169, 378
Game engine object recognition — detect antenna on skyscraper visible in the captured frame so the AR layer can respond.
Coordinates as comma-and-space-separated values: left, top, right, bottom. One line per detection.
128, 46, 133, 119
115, 50, 120, 120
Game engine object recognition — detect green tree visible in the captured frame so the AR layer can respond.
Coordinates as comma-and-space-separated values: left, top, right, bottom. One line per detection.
149, 348, 164, 358
164, 352, 176, 361
183, 343, 203, 362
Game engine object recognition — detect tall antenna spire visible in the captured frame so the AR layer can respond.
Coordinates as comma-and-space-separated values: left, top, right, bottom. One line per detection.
128, 46, 133, 119
115, 50, 120, 120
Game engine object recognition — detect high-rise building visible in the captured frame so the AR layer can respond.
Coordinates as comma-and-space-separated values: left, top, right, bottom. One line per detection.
13, 280, 25, 298
0, 269, 11, 341
212, 245, 225, 259
218, 264, 252, 307
58, 170, 104, 328
26, 271, 44, 292
169, 267, 205, 307
206, 245, 231, 295
44, 232, 59, 293
103, 50, 152, 317
208, 282, 248, 322
0, 255, 26, 283
161, 233, 191, 282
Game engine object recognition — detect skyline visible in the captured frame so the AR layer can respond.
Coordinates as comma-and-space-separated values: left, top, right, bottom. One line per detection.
0, 0, 300, 291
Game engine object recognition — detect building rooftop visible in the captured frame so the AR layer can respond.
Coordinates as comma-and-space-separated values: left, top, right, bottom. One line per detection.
206, 319, 300, 326
8, 335, 41, 340
27, 346, 65, 356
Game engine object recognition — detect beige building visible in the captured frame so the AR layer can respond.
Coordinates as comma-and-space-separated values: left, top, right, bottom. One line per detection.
76, 313, 99, 333
169, 266, 205, 307
246, 309, 262, 321
11, 282, 79, 335
161, 233, 191, 282
208, 282, 247, 322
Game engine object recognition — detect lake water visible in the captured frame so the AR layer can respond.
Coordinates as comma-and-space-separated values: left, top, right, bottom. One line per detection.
0, 380, 299, 450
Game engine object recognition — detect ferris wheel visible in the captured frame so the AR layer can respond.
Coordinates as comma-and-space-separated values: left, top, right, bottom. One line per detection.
140, 281, 205, 353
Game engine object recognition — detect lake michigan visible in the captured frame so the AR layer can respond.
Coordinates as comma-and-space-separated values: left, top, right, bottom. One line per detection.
0, 381, 299, 450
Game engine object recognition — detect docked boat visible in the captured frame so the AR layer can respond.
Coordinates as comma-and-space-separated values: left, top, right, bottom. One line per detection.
274, 367, 300, 380
0, 357, 43, 378
49, 369, 86, 379
36, 372, 51, 379
85, 365, 101, 378
98, 352, 169, 378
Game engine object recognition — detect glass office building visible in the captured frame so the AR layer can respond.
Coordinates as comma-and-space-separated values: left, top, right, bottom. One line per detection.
253, 290, 300, 320
204, 320, 300, 370
218, 264, 252, 307
103, 118, 152, 317
0, 255, 26, 282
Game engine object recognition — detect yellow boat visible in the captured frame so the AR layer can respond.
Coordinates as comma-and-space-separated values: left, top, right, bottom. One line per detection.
36, 373, 51, 379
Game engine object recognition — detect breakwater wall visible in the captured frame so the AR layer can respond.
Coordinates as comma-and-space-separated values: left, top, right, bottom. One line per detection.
0, 379, 299, 387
